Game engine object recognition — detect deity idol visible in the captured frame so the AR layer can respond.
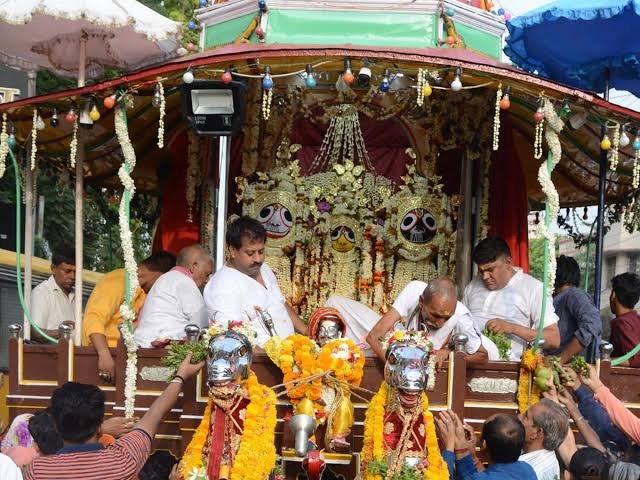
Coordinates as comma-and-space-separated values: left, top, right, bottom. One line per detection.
361, 330, 448, 480
308, 308, 364, 451
179, 324, 277, 480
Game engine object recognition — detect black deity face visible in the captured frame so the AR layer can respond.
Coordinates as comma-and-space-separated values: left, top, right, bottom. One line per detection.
400, 208, 437, 244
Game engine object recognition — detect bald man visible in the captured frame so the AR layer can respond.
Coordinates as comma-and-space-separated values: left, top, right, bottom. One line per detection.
366, 278, 488, 366
134, 245, 214, 348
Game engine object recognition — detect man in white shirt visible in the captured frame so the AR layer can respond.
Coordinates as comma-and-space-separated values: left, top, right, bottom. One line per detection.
30, 250, 76, 342
204, 216, 307, 348
463, 237, 560, 361
134, 244, 213, 348
366, 277, 488, 366
519, 399, 568, 480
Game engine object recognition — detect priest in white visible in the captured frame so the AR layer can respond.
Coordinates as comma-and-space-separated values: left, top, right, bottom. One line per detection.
204, 217, 307, 347
463, 237, 560, 361
362, 277, 488, 366
134, 245, 213, 348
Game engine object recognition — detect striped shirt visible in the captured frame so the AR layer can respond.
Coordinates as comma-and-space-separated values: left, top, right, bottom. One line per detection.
23, 429, 151, 480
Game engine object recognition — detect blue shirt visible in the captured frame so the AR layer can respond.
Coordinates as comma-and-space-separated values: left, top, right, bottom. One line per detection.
574, 384, 631, 451
443, 451, 537, 480
550, 287, 602, 362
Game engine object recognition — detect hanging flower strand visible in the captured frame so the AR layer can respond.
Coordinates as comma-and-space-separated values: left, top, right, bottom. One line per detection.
492, 83, 502, 151
0, 113, 8, 178
533, 98, 545, 160
262, 66, 274, 120
69, 120, 79, 169
156, 79, 166, 149
30, 109, 38, 171
633, 150, 640, 189
114, 105, 140, 419
609, 122, 620, 171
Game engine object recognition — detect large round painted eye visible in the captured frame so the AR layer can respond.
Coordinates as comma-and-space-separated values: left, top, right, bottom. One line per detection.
238, 345, 248, 357
280, 207, 293, 227
423, 212, 437, 231
258, 205, 275, 222
331, 227, 342, 241
387, 353, 397, 365
344, 227, 355, 243
401, 212, 418, 232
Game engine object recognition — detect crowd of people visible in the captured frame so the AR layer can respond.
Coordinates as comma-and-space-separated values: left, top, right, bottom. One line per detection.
2, 216, 639, 479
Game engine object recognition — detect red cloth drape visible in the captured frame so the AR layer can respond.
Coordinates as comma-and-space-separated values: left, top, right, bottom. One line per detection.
489, 119, 530, 272
152, 131, 201, 255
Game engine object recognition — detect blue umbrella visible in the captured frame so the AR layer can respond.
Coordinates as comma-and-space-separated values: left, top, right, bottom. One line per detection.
504, 0, 640, 96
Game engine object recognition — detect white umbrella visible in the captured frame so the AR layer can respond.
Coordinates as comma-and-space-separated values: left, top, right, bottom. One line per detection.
0, 0, 182, 86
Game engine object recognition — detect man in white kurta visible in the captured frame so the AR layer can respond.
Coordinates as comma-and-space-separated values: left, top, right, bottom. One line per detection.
464, 237, 560, 361
331, 277, 487, 365
31, 251, 76, 341
203, 216, 307, 348
205, 263, 295, 346
134, 245, 212, 348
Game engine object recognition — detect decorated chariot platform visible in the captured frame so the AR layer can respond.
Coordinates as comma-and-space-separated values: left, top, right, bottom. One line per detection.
2, 0, 640, 478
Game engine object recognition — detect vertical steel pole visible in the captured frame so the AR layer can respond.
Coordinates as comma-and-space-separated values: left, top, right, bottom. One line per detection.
215, 136, 230, 271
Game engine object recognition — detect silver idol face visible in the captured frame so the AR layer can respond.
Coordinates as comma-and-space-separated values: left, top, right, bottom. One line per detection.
207, 331, 253, 386
316, 318, 342, 346
384, 343, 430, 408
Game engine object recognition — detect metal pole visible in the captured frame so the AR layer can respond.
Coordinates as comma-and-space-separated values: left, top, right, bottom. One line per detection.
78, 32, 87, 88
74, 138, 84, 346
215, 136, 230, 271
23, 71, 37, 340
593, 81, 610, 311
455, 151, 473, 295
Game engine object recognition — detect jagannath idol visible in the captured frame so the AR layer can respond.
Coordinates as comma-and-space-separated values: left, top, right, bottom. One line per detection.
179, 321, 277, 480
361, 330, 448, 480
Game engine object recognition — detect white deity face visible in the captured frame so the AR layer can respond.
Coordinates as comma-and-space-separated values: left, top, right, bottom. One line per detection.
317, 318, 343, 346
257, 202, 293, 239
400, 208, 437, 244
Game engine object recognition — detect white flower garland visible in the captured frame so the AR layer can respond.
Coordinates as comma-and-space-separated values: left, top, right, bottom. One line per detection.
633, 150, 640, 189
30, 109, 38, 171
114, 106, 140, 418
0, 113, 8, 178
536, 101, 564, 294
69, 120, 78, 169
492, 84, 502, 151
156, 80, 165, 149
262, 88, 273, 120
534, 114, 545, 160
416, 69, 428, 106
609, 123, 620, 171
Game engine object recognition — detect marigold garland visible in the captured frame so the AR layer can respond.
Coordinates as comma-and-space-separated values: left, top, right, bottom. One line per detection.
517, 348, 543, 413
362, 382, 449, 480
180, 373, 277, 480
317, 338, 365, 387
280, 334, 324, 413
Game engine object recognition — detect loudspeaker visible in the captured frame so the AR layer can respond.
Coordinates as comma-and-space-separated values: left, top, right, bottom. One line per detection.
0, 202, 24, 253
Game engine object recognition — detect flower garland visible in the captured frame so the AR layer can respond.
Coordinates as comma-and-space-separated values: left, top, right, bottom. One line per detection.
633, 150, 640, 189
534, 114, 545, 160
536, 101, 564, 297
517, 348, 543, 413
416, 69, 429, 107
185, 131, 200, 223
69, 119, 78, 169
492, 84, 501, 151
279, 335, 324, 413
180, 373, 277, 480
114, 106, 140, 418
262, 88, 273, 120
0, 113, 8, 178
362, 381, 448, 480
317, 338, 365, 387
30, 109, 38, 171
609, 123, 620, 171
156, 79, 166, 149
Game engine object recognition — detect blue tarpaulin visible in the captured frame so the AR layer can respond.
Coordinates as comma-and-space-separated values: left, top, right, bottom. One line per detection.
504, 0, 640, 96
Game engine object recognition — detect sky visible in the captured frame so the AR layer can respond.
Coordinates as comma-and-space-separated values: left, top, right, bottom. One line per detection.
499, 0, 640, 111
